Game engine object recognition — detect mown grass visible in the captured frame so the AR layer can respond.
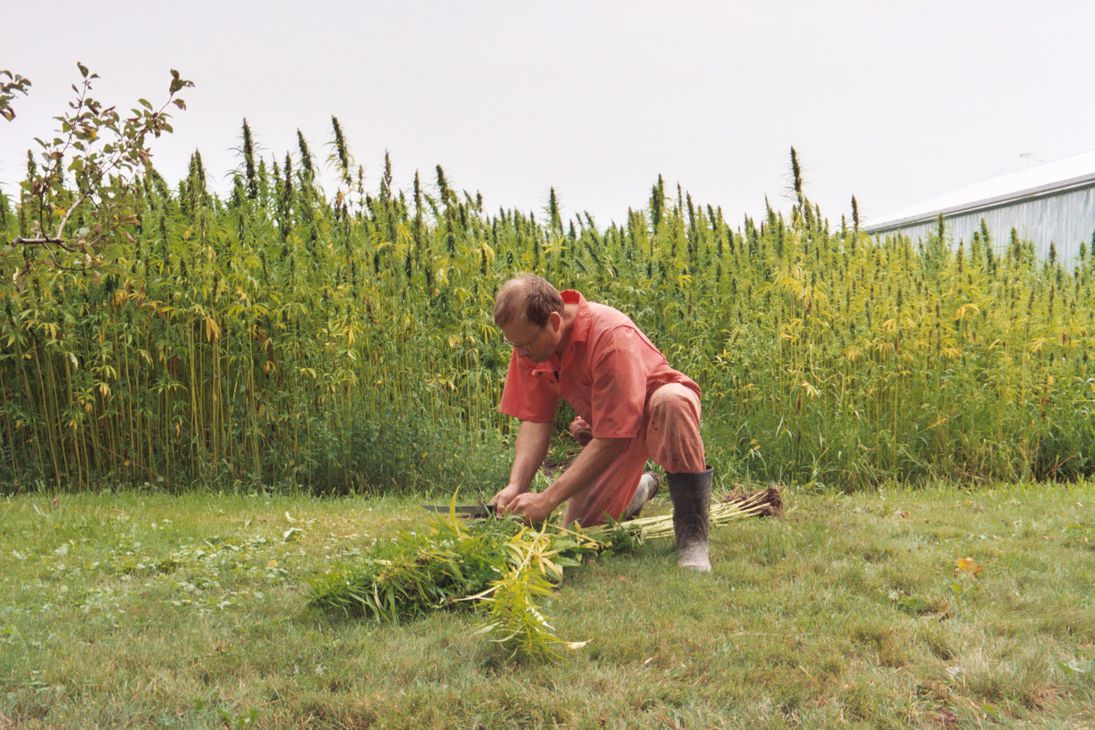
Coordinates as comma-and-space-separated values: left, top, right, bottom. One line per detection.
1, 482, 1092, 728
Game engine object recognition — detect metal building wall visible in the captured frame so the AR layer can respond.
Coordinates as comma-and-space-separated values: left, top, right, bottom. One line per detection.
870, 184, 1095, 265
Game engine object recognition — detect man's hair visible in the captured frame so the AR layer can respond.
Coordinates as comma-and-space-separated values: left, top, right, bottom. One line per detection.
493, 274, 564, 327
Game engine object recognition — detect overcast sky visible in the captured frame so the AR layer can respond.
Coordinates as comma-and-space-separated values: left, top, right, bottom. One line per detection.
4, 0, 1094, 228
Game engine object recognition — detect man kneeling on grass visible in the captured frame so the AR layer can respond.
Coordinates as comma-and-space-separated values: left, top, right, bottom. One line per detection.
489, 273, 714, 571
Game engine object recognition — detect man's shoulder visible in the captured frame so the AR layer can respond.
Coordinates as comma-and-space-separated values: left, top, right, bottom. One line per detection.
584, 301, 650, 343
585, 300, 631, 325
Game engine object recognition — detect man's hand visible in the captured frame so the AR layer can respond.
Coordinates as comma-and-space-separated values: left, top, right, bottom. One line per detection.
568, 416, 593, 447
489, 483, 525, 512
501, 490, 557, 524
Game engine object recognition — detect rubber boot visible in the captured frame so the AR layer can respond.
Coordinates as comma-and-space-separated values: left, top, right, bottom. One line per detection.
622, 472, 659, 520
667, 466, 713, 571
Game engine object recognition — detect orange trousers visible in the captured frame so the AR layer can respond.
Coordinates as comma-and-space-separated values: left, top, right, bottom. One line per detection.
564, 383, 706, 527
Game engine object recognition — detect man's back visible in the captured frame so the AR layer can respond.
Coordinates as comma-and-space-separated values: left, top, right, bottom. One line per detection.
500, 289, 698, 440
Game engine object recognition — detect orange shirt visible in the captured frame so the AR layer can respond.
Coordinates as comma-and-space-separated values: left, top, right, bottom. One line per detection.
499, 290, 700, 439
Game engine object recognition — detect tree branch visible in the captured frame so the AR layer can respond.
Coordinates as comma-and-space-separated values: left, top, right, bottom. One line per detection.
10, 236, 82, 252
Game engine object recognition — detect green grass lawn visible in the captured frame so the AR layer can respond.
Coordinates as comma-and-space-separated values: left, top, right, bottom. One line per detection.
1, 482, 1092, 728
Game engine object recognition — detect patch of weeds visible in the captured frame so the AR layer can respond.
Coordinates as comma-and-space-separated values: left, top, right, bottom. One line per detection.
849, 620, 909, 667
889, 589, 949, 619
916, 624, 956, 661
194, 696, 259, 728
861, 545, 894, 563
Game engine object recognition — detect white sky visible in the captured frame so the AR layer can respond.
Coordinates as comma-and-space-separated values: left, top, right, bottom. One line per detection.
4, 0, 1094, 227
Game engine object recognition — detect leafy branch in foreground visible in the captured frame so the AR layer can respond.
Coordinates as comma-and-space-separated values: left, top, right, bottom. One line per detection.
309, 489, 778, 660
6, 63, 192, 286
0, 69, 32, 122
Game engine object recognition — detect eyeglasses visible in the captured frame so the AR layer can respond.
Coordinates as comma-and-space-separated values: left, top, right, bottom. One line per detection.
504, 323, 545, 351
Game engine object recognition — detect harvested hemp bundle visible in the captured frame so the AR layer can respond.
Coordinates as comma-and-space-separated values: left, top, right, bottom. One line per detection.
310, 489, 779, 660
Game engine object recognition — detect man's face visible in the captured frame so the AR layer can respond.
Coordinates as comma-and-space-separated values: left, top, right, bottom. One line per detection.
501, 313, 558, 362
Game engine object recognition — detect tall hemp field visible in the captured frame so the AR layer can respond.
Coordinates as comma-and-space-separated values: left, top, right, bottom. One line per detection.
1, 124, 1092, 494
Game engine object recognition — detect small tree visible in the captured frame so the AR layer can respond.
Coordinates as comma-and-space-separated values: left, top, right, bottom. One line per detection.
4, 62, 192, 287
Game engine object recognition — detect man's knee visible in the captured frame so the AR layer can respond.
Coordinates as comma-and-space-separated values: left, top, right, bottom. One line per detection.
649, 384, 699, 424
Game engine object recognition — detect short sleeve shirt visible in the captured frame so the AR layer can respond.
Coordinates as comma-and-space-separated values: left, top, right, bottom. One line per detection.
499, 290, 700, 439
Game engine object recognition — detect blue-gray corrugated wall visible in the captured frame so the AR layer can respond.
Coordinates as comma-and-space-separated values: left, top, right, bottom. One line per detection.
869, 184, 1095, 265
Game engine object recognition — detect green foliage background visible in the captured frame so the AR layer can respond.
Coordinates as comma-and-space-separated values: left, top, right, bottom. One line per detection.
1, 121, 1092, 493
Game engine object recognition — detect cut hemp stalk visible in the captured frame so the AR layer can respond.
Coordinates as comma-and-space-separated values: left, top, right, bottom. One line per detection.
309, 488, 780, 660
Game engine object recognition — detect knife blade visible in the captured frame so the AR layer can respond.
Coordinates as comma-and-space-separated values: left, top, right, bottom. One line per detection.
422, 503, 496, 518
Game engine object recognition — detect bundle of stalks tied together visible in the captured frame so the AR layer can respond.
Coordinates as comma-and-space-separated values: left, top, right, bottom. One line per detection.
309, 486, 782, 660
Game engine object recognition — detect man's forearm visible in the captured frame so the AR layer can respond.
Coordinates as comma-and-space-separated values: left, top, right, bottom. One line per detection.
541, 437, 629, 510
508, 420, 553, 491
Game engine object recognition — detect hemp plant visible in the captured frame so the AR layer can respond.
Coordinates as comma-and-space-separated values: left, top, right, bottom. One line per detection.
309, 490, 775, 661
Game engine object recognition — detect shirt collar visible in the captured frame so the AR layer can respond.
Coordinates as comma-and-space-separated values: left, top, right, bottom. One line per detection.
561, 289, 591, 344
